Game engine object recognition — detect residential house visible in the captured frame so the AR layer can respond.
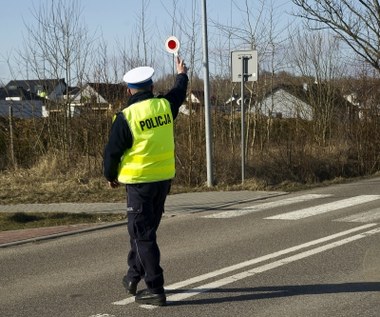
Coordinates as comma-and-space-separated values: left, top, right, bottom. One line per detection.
224, 93, 251, 112
50, 86, 81, 116
68, 82, 129, 115
225, 83, 354, 121
180, 90, 219, 115
5, 79, 67, 101
0, 85, 47, 118
1, 78, 69, 118
258, 84, 314, 120
187, 90, 203, 104
344, 80, 380, 120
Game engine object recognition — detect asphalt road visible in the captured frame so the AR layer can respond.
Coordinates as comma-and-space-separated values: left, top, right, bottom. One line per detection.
1, 177, 380, 317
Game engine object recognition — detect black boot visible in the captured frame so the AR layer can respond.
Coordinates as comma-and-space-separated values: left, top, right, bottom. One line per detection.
135, 289, 166, 306
122, 277, 139, 296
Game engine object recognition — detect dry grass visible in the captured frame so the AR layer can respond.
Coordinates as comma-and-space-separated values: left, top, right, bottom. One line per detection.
0, 165, 219, 205
0, 167, 354, 205
0, 169, 126, 204
0, 143, 373, 205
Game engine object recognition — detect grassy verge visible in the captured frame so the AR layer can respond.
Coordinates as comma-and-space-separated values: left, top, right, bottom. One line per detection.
1, 166, 374, 232
0, 212, 126, 231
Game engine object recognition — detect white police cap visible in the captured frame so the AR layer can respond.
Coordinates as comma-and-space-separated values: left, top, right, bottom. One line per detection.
123, 66, 154, 88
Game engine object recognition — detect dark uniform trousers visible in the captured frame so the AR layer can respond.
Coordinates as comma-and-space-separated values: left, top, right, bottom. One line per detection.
125, 180, 171, 293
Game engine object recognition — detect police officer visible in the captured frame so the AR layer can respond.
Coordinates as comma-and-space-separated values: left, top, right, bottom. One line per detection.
103, 56, 188, 306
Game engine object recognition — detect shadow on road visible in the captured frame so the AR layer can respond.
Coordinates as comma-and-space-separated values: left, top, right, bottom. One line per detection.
166, 282, 380, 306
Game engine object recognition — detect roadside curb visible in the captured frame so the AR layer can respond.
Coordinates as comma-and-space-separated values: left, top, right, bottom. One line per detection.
0, 191, 287, 248
0, 221, 127, 248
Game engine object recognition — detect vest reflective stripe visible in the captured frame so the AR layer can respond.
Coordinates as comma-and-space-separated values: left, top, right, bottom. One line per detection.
121, 151, 174, 164
117, 98, 175, 184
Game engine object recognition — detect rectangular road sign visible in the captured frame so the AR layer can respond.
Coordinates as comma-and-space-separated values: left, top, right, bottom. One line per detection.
231, 50, 257, 82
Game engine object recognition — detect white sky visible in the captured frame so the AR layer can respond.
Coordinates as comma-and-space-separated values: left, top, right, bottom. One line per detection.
0, 0, 297, 84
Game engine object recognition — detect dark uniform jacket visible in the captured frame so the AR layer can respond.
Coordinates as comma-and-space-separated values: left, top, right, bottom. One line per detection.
103, 73, 188, 182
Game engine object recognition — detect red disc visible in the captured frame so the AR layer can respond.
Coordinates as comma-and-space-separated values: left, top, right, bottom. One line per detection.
168, 40, 177, 50
165, 36, 180, 54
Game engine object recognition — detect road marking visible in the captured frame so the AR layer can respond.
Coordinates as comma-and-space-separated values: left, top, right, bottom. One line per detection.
335, 208, 380, 223
112, 223, 376, 306
203, 194, 332, 218
148, 226, 380, 308
265, 195, 380, 220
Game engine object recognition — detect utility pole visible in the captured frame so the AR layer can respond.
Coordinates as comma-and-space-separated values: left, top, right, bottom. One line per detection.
201, 0, 213, 187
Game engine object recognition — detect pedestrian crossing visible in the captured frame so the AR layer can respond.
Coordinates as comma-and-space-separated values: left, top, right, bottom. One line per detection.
265, 195, 380, 220
334, 208, 380, 223
202, 194, 380, 223
203, 194, 332, 219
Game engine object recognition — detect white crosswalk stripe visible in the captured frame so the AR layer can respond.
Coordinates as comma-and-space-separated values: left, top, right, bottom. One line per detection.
202, 194, 332, 219
203, 194, 380, 222
265, 195, 380, 220
111, 223, 380, 309
334, 208, 380, 223
108, 192, 380, 311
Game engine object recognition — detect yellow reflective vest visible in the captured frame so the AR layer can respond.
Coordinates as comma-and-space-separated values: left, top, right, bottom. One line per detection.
117, 98, 175, 184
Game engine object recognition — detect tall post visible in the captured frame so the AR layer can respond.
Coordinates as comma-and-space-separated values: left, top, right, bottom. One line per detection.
240, 57, 245, 183
8, 105, 16, 169
201, 0, 213, 187
232, 50, 257, 184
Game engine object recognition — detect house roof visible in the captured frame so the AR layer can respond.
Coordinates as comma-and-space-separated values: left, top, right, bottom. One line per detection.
5, 79, 66, 95
67, 86, 81, 96
0, 86, 42, 100
185, 90, 218, 105
86, 82, 129, 103
264, 83, 352, 108
0, 88, 7, 100
189, 90, 204, 102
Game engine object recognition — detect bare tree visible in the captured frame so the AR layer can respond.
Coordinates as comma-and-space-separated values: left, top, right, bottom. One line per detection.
288, 29, 348, 146
19, 0, 94, 85
133, 0, 154, 66
213, 0, 291, 157
292, 0, 380, 73
15, 0, 95, 161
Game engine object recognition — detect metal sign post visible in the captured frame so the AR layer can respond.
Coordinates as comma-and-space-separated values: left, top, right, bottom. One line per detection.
231, 50, 257, 183
240, 57, 247, 183
201, 0, 213, 187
